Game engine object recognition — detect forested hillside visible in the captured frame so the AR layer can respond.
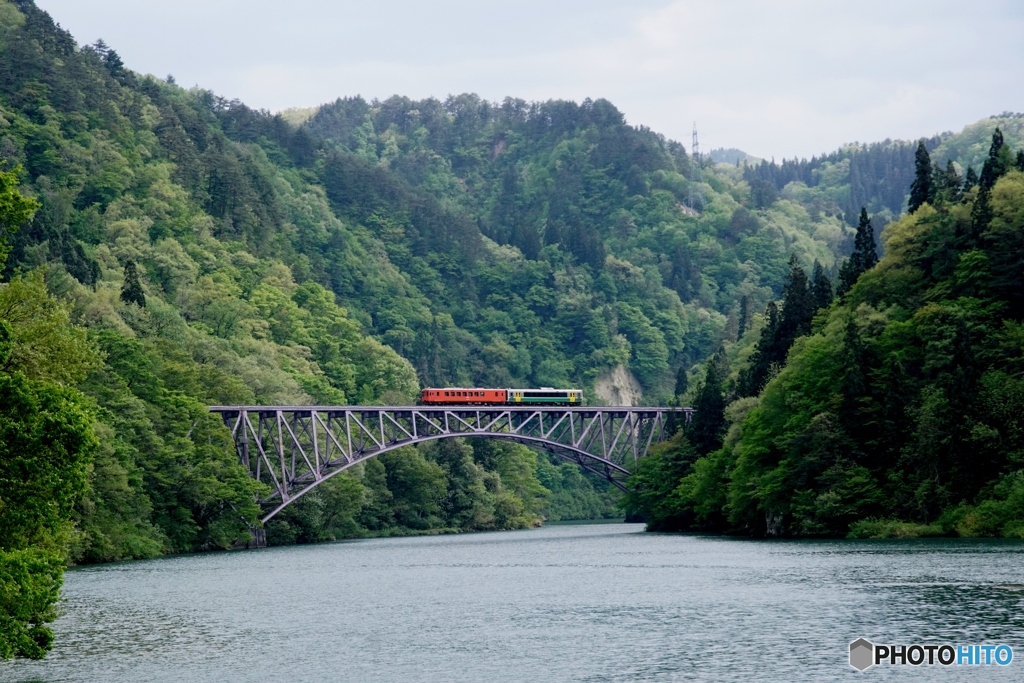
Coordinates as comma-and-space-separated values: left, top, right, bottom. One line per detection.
626, 129, 1024, 539
2, 0, 1023, 659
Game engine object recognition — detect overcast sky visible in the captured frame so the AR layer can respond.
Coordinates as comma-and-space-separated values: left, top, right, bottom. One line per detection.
35, 0, 1024, 160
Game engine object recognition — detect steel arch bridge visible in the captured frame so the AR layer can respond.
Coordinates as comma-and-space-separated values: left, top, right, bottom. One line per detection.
211, 405, 691, 536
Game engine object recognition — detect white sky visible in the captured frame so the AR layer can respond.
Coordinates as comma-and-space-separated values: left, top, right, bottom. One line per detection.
35, 0, 1024, 160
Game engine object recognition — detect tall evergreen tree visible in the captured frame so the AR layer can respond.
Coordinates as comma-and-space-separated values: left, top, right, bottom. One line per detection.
935, 159, 962, 203
908, 140, 933, 213
674, 365, 689, 398
738, 302, 779, 397
688, 347, 727, 455
120, 259, 146, 307
978, 127, 1009, 191
971, 186, 994, 239
837, 208, 877, 295
737, 295, 750, 338
963, 166, 978, 192
856, 208, 879, 271
776, 255, 815, 344
972, 129, 1012, 238
1016, 150, 1024, 172
810, 261, 833, 312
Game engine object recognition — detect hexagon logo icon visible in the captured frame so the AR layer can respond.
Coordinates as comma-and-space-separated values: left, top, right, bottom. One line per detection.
850, 638, 874, 671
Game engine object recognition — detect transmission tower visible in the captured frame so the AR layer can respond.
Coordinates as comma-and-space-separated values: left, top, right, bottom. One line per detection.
688, 122, 705, 212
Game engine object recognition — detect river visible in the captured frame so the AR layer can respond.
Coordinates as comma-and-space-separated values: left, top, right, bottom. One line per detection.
3, 523, 1023, 682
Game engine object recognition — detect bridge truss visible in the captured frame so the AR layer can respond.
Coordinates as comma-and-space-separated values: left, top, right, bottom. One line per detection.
211, 405, 691, 531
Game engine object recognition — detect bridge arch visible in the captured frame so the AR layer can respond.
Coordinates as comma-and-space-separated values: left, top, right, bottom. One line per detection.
212, 405, 691, 528
258, 432, 632, 523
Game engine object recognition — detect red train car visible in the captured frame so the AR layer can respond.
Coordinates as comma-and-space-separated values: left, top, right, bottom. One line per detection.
420, 388, 506, 405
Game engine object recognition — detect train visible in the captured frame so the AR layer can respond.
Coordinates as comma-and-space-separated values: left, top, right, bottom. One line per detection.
419, 387, 583, 406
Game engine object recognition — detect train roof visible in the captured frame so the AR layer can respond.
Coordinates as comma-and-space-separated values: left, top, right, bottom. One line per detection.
422, 387, 582, 391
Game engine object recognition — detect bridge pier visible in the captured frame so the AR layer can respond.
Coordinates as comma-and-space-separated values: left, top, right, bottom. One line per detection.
247, 526, 267, 549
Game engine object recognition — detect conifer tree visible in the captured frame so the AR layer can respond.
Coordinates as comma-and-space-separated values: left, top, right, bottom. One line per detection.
674, 365, 688, 398
971, 186, 993, 239
737, 295, 750, 338
120, 259, 146, 307
688, 347, 727, 455
858, 209, 879, 271
837, 208, 877, 296
908, 140, 933, 213
1016, 150, 1024, 172
737, 302, 779, 397
937, 159, 962, 203
776, 255, 814, 344
979, 127, 1009, 191
973, 129, 1011, 238
811, 261, 833, 312
963, 167, 978, 192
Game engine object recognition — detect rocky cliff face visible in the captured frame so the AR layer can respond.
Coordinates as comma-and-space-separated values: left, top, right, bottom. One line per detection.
594, 364, 643, 406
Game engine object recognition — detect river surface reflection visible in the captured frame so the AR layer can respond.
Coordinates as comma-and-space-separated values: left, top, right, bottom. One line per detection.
3, 522, 1024, 682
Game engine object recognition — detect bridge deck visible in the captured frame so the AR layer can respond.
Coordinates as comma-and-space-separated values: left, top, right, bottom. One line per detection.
210, 405, 689, 413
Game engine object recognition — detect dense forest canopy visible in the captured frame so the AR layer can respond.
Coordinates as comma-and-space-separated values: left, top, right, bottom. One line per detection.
626, 127, 1024, 540
1, 0, 1023, 659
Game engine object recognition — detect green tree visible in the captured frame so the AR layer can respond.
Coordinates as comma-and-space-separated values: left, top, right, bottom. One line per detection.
737, 259, 817, 398
810, 261, 833, 312
674, 365, 689, 398
0, 319, 97, 658
934, 159, 962, 204
776, 255, 814, 344
737, 294, 750, 338
963, 166, 978, 191
0, 169, 38, 271
907, 140, 933, 213
978, 127, 1010, 191
120, 259, 146, 307
972, 128, 1014, 239
620, 432, 699, 530
738, 301, 779, 396
688, 348, 726, 455
837, 208, 877, 296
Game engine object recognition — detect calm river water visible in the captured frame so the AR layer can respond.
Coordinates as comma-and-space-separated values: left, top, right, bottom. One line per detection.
3, 523, 1023, 682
